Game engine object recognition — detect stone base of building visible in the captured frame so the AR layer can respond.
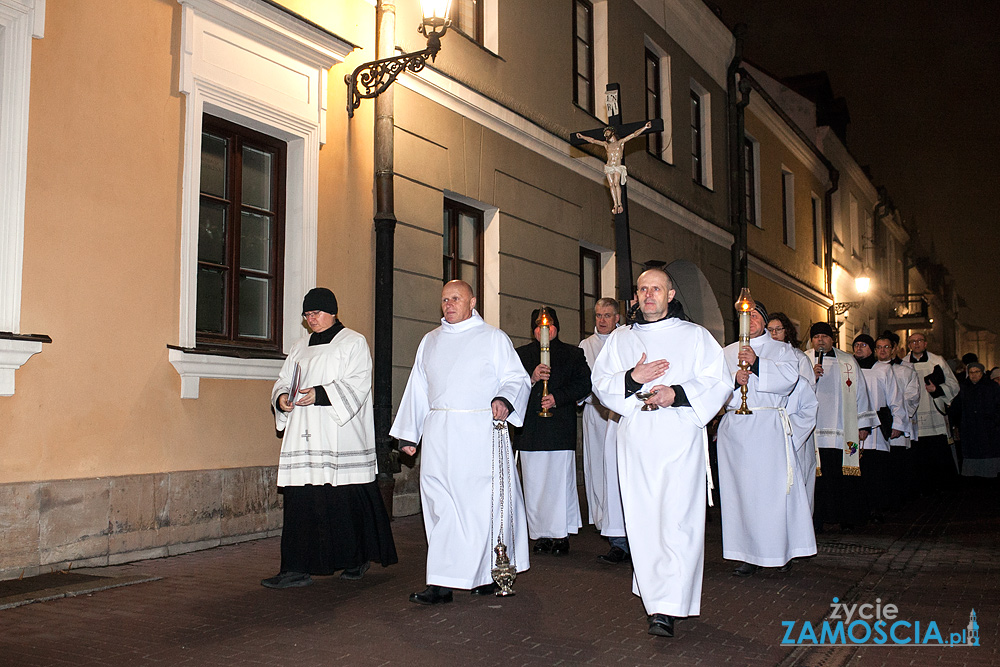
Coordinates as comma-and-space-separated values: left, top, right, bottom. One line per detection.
0, 467, 284, 582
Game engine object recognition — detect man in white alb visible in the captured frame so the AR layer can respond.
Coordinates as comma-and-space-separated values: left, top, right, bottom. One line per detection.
579, 298, 630, 564
718, 301, 816, 577
592, 269, 731, 638
875, 332, 921, 505
391, 281, 531, 605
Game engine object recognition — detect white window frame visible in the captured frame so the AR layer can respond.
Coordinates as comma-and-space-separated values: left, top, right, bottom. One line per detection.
169, 0, 352, 398
643, 36, 673, 163
690, 79, 713, 189
0, 0, 45, 396
849, 194, 860, 257
781, 168, 795, 248
744, 132, 761, 227
811, 192, 823, 266
441, 190, 500, 327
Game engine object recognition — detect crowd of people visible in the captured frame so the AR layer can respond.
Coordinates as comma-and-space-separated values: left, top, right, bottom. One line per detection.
259, 279, 999, 640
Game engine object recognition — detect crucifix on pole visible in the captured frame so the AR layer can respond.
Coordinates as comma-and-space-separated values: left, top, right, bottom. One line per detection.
570, 84, 663, 308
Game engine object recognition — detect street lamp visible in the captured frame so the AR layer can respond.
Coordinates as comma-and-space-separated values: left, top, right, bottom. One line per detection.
345, 0, 452, 117
834, 270, 871, 315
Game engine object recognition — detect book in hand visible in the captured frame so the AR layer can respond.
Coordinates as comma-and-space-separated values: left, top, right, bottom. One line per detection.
287, 362, 302, 409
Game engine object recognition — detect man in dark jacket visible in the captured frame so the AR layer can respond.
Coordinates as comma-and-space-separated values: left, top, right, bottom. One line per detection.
512, 307, 592, 555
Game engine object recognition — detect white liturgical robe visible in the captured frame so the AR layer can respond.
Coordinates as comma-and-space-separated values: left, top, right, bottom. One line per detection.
271, 328, 376, 488
901, 351, 960, 438
592, 317, 730, 618
718, 334, 817, 567
579, 331, 618, 530
390, 311, 531, 590
858, 360, 909, 452
879, 360, 921, 447
812, 348, 879, 452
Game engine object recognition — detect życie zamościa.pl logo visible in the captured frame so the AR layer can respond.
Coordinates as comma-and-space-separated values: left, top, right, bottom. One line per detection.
782, 598, 980, 647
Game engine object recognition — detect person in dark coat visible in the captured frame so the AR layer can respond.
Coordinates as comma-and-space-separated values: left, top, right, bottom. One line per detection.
953, 363, 1000, 478
512, 307, 592, 555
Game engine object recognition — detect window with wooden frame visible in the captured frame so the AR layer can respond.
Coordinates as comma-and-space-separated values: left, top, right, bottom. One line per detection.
690, 89, 703, 183
645, 49, 663, 158
452, 0, 484, 45
812, 194, 824, 266
196, 115, 286, 352
573, 0, 595, 114
781, 169, 796, 248
443, 199, 484, 310
743, 136, 758, 227
580, 247, 601, 341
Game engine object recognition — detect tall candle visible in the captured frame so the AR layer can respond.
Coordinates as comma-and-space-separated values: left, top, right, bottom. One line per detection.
739, 310, 750, 339
540, 323, 550, 367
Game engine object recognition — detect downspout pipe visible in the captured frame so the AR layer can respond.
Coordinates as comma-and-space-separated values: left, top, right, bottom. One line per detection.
373, 0, 401, 513
727, 24, 749, 339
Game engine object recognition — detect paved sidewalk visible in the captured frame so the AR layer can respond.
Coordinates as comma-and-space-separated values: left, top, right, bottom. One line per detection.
1, 482, 996, 666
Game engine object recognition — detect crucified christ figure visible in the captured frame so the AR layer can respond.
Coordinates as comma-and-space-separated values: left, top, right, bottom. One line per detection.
575, 121, 652, 214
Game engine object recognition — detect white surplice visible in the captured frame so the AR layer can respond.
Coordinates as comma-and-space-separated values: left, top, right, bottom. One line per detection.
390, 311, 531, 590
811, 348, 879, 451
271, 328, 375, 487
787, 346, 821, 510
859, 360, 909, 452
579, 331, 618, 530
592, 317, 730, 618
901, 351, 960, 438
880, 360, 921, 448
718, 334, 817, 567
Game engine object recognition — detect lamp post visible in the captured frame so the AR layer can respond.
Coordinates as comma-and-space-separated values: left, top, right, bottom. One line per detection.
349, 1, 452, 515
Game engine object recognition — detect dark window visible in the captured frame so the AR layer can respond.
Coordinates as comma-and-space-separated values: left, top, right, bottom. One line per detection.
197, 115, 285, 352
443, 199, 484, 310
743, 137, 757, 227
645, 50, 663, 158
690, 90, 702, 183
781, 170, 795, 247
812, 196, 824, 266
452, 0, 484, 44
572, 0, 594, 114
580, 247, 601, 341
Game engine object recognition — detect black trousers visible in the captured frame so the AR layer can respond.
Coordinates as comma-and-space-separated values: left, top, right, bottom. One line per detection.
912, 434, 956, 494
815, 447, 864, 527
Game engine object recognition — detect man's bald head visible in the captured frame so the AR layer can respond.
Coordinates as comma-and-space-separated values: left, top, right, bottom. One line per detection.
441, 280, 476, 324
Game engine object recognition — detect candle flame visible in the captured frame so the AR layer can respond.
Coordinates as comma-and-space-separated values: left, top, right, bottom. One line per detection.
735, 287, 755, 313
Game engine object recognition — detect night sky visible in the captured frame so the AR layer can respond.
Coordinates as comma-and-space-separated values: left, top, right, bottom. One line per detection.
707, 0, 1000, 335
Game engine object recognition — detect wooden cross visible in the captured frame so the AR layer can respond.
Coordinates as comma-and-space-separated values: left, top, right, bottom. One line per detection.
570, 83, 663, 304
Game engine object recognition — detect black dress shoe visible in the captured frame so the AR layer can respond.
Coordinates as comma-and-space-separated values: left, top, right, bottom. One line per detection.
340, 561, 370, 580
777, 561, 793, 573
260, 571, 313, 589
732, 562, 759, 577
471, 582, 498, 595
647, 613, 675, 637
550, 537, 570, 555
532, 538, 554, 554
597, 546, 630, 564
409, 585, 453, 605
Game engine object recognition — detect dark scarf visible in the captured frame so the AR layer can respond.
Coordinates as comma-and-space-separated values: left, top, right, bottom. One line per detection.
889, 356, 902, 365
855, 354, 877, 369
908, 352, 929, 363
309, 320, 345, 346
633, 299, 689, 325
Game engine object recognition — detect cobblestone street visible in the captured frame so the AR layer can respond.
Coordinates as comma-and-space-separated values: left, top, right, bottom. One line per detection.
1, 482, 996, 667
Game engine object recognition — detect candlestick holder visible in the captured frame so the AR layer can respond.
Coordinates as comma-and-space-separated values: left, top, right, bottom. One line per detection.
734, 287, 755, 415
536, 306, 554, 418
734, 335, 753, 415
539, 379, 552, 418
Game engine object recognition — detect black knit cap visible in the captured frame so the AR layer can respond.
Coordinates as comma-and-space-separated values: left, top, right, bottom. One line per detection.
853, 333, 876, 351
753, 300, 768, 322
809, 321, 835, 339
302, 287, 338, 316
531, 307, 560, 334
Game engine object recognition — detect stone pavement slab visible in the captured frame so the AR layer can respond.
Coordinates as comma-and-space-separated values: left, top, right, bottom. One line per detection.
0, 483, 996, 666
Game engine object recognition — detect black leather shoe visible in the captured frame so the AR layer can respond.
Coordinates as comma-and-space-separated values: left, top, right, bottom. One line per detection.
777, 561, 793, 573
551, 537, 570, 555
471, 582, 498, 595
597, 546, 630, 564
532, 538, 554, 554
647, 613, 675, 637
261, 571, 312, 589
733, 562, 759, 577
409, 586, 453, 605
340, 561, 370, 580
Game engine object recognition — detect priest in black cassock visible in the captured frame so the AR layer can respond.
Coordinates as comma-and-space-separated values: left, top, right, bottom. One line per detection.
511, 307, 592, 556
263, 288, 397, 589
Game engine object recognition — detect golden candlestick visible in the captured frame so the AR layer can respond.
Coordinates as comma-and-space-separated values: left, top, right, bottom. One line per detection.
734, 287, 754, 415
537, 307, 553, 418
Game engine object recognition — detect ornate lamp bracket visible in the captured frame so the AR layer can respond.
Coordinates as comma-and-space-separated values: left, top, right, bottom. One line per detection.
346, 45, 439, 118
833, 301, 862, 316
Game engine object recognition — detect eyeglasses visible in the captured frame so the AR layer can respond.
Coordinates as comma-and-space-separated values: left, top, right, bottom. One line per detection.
766, 327, 784, 334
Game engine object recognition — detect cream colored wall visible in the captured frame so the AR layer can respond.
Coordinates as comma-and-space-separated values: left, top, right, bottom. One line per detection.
745, 112, 827, 294
4, 0, 376, 484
